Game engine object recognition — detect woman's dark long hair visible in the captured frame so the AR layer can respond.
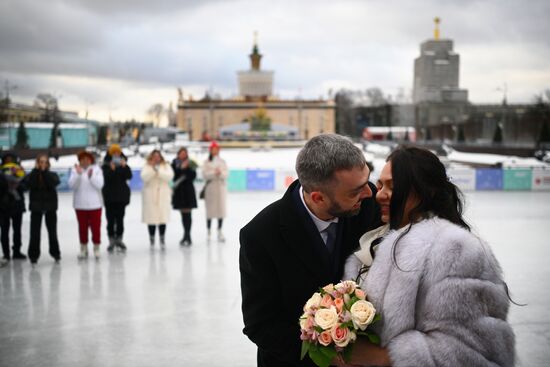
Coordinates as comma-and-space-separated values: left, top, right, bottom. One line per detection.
388, 145, 469, 232
387, 146, 469, 271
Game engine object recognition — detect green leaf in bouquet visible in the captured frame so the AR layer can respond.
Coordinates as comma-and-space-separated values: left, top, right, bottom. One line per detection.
373, 313, 382, 323
308, 345, 337, 367
367, 333, 381, 345
300, 341, 310, 360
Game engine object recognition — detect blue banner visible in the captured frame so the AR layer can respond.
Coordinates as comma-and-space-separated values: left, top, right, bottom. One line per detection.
246, 169, 275, 191
475, 169, 503, 190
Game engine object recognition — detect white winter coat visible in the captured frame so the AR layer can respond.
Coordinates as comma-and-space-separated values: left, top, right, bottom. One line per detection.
68, 165, 104, 210
140, 163, 174, 224
202, 156, 228, 219
344, 217, 515, 367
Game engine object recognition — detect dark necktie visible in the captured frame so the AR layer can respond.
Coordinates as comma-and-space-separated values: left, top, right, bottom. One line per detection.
324, 222, 338, 253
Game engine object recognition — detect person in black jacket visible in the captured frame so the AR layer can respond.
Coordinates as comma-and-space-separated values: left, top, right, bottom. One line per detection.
1, 152, 27, 261
239, 134, 381, 367
102, 144, 132, 252
171, 147, 198, 246
0, 172, 8, 266
25, 154, 61, 265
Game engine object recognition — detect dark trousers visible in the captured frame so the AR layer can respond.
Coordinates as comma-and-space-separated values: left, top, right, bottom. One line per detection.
148, 224, 166, 237
28, 211, 60, 262
206, 218, 223, 230
1, 211, 23, 259
105, 203, 126, 238
181, 211, 192, 241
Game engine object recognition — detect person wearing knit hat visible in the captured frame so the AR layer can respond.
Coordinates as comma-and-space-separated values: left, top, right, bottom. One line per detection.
0, 152, 27, 262
69, 150, 104, 260
202, 141, 228, 242
102, 145, 132, 252
108, 144, 122, 156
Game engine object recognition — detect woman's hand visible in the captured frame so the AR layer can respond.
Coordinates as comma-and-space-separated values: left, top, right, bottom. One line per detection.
347, 339, 391, 366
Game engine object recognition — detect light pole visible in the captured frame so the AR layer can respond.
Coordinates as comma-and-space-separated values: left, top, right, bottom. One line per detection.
3, 80, 18, 149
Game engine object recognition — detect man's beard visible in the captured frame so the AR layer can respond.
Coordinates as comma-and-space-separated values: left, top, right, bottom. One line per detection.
326, 200, 361, 218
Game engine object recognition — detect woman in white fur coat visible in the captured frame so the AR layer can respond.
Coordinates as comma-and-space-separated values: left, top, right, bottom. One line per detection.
141, 149, 174, 247
342, 146, 515, 367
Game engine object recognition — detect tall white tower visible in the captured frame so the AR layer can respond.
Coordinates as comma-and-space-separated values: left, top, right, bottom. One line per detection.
237, 32, 274, 101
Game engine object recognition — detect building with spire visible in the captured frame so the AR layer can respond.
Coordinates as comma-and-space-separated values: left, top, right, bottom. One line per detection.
176, 34, 335, 141
414, 17, 470, 141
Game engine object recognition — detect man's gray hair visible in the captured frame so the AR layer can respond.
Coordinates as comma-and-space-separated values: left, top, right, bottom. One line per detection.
296, 134, 366, 192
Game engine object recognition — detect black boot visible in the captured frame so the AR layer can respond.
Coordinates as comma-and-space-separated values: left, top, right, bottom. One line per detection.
182, 212, 192, 246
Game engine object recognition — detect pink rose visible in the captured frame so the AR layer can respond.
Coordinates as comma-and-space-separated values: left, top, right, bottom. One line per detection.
320, 294, 334, 309
331, 324, 355, 348
355, 289, 366, 300
318, 330, 333, 346
334, 297, 344, 313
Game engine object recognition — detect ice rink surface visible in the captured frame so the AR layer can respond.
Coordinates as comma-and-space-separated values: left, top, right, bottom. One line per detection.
1, 189, 549, 366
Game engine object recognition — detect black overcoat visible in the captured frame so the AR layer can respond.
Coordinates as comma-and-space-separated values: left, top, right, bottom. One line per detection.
239, 180, 381, 367
171, 159, 197, 210
101, 154, 132, 205
25, 169, 60, 212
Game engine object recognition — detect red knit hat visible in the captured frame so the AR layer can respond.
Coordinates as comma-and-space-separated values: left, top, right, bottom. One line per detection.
77, 150, 95, 164
209, 140, 220, 150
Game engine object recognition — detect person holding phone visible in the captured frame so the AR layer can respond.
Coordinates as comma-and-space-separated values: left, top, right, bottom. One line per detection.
102, 144, 132, 252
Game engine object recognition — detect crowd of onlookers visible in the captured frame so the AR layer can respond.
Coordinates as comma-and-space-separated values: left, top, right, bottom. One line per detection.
0, 141, 228, 266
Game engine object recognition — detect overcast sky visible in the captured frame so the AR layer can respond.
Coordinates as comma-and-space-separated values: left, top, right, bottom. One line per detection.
1, 0, 549, 123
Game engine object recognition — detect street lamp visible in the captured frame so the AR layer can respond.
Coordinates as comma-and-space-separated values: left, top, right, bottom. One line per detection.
3, 80, 18, 149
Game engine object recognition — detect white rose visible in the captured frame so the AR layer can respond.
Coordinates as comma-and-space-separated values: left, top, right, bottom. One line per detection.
314, 307, 338, 330
350, 300, 376, 331
299, 313, 308, 330
304, 292, 322, 311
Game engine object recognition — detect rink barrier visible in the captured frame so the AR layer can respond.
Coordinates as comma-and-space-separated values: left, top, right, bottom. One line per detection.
50, 167, 550, 193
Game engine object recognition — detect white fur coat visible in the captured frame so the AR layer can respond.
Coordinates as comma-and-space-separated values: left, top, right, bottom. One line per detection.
344, 217, 515, 367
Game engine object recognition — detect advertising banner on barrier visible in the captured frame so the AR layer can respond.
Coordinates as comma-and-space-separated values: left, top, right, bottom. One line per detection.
532, 169, 550, 191
503, 169, 532, 191
128, 169, 143, 191
246, 169, 275, 190
228, 169, 247, 191
447, 168, 476, 191
475, 169, 503, 190
54, 168, 72, 192
275, 169, 297, 192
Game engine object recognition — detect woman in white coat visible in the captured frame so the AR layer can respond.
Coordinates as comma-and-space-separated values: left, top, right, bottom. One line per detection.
342, 146, 515, 367
141, 150, 174, 248
202, 141, 228, 242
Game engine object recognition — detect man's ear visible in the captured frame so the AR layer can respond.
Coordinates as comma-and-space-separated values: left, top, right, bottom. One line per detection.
310, 191, 325, 204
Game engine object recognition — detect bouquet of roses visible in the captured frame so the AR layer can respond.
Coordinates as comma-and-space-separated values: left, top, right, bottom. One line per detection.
299, 280, 380, 367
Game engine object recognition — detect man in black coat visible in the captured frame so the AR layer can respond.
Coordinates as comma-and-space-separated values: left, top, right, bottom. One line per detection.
240, 134, 381, 367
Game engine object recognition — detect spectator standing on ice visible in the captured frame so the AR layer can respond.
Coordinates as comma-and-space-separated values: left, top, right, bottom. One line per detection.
68, 151, 104, 260
171, 147, 198, 246
0, 152, 27, 262
25, 154, 61, 265
102, 144, 132, 253
141, 149, 174, 248
201, 141, 228, 242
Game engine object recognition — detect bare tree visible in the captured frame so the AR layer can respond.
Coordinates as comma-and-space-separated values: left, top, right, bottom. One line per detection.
365, 87, 387, 106
147, 103, 165, 127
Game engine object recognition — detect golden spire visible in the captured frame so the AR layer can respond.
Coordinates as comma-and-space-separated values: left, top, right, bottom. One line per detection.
250, 31, 262, 70
434, 17, 441, 40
